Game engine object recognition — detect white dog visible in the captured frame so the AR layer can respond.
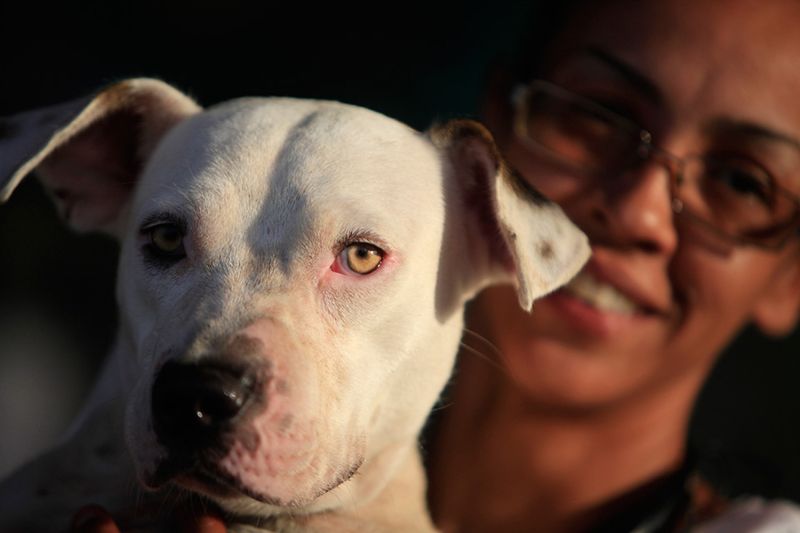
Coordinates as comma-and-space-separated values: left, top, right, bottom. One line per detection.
0, 79, 589, 532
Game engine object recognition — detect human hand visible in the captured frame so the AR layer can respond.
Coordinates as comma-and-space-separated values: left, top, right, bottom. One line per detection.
70, 504, 228, 533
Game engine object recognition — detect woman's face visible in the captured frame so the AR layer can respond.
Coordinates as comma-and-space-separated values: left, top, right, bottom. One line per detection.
480, 0, 800, 409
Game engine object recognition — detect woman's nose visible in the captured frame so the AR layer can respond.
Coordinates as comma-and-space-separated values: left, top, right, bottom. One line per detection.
581, 161, 679, 255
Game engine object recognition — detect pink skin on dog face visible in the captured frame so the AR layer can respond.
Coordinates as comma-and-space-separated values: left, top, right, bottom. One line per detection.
210, 318, 363, 507
482, 0, 800, 409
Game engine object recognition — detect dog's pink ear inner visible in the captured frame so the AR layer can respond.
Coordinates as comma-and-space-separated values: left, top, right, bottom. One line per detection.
37, 107, 143, 233
431, 120, 512, 265
0, 78, 201, 235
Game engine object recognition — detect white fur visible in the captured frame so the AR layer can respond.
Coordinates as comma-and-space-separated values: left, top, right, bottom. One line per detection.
0, 79, 589, 532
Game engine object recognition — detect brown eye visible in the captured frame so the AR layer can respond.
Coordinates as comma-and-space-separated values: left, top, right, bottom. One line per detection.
342, 243, 383, 274
150, 224, 185, 255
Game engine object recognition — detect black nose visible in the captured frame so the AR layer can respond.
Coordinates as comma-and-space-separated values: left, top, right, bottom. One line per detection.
151, 360, 257, 455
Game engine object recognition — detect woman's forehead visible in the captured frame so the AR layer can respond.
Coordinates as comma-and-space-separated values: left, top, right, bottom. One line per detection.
551, 0, 800, 76
539, 0, 800, 193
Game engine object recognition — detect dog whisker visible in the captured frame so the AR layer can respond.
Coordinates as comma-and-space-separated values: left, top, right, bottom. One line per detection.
458, 341, 505, 374
459, 330, 536, 388
132, 481, 143, 512
156, 483, 180, 521
461, 328, 503, 359
429, 401, 454, 413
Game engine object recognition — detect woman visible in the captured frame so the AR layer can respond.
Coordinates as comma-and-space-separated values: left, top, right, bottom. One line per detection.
427, 0, 800, 531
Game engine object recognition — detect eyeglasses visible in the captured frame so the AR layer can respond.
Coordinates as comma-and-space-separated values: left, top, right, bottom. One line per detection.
511, 80, 800, 249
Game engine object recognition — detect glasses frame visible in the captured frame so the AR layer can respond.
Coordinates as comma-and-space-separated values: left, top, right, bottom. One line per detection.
511, 80, 800, 250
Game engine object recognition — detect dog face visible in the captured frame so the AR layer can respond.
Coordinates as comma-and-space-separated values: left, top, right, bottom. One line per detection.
119, 98, 461, 511
0, 80, 589, 517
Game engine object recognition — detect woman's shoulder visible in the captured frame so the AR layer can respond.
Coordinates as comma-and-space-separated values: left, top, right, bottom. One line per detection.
691, 496, 800, 532
625, 472, 800, 532
674, 475, 800, 532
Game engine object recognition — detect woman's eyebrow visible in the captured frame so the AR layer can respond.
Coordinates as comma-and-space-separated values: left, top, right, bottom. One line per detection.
709, 118, 800, 151
583, 47, 664, 106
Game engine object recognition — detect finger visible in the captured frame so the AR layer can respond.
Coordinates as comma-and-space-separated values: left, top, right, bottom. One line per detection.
176, 507, 228, 533
182, 514, 228, 533
70, 505, 121, 533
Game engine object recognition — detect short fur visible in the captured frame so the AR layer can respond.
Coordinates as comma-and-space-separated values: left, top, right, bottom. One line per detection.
0, 79, 589, 532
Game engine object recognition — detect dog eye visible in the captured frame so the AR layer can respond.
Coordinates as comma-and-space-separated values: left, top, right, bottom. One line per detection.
151, 224, 184, 253
340, 243, 383, 275
143, 223, 186, 265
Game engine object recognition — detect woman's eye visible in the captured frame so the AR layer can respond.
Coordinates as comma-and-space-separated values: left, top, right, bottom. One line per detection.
708, 161, 773, 206
723, 171, 769, 201
340, 243, 383, 275
143, 222, 186, 265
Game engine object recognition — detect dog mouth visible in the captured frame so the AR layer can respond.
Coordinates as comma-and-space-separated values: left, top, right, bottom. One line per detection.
149, 452, 257, 500
151, 452, 364, 508
178, 464, 265, 502
145, 353, 365, 508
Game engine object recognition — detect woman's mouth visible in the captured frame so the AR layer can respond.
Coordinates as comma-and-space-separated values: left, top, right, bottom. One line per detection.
562, 270, 638, 314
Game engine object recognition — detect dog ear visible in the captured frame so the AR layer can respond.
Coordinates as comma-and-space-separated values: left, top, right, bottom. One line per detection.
0, 78, 201, 236
430, 119, 590, 311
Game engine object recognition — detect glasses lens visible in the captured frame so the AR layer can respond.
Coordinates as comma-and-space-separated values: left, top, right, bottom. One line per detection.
681, 156, 798, 244
517, 84, 641, 176
513, 82, 800, 248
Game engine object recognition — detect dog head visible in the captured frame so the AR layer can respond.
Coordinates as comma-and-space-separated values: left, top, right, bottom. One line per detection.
0, 79, 588, 516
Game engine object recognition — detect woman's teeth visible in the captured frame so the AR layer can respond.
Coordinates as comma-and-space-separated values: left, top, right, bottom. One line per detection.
564, 272, 638, 314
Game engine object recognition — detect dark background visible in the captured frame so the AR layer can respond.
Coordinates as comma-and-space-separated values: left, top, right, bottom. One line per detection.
0, 0, 798, 502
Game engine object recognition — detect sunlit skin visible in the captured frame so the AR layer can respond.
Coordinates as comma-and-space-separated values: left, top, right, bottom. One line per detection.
430, 0, 800, 532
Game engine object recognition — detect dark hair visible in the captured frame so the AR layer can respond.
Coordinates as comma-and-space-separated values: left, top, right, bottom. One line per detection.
506, 0, 591, 83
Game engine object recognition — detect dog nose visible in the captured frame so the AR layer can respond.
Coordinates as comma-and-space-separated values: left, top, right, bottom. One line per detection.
151, 360, 257, 454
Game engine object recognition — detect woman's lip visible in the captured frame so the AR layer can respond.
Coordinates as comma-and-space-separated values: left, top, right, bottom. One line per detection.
564, 270, 640, 314
543, 287, 661, 337
583, 254, 672, 316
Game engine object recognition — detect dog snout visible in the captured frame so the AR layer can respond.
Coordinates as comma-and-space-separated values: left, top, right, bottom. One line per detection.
151, 359, 260, 456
